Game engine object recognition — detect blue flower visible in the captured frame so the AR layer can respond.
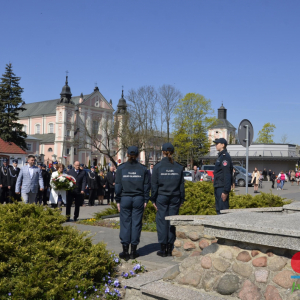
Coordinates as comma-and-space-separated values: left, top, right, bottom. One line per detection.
84, 297, 87, 299
105, 287, 109, 293
75, 285, 78, 288
8, 293, 11, 296
124, 286, 127, 289
108, 272, 110, 274
108, 280, 112, 284
114, 280, 119, 287
103, 277, 106, 281
130, 270, 135, 275
124, 273, 128, 277
94, 288, 97, 291
114, 258, 119, 263
97, 296, 99, 298
78, 290, 81, 293
133, 264, 141, 270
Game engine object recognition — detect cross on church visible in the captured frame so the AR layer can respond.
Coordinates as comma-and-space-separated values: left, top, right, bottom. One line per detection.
95, 82, 97, 87
66, 70, 69, 76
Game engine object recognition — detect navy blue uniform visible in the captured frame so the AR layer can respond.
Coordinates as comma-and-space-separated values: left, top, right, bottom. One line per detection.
115, 161, 150, 245
151, 157, 185, 244
213, 149, 233, 214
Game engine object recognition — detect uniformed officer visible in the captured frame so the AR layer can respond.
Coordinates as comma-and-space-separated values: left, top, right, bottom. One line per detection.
87, 166, 98, 206
80, 164, 87, 206
7, 159, 20, 202
115, 146, 150, 261
213, 138, 233, 215
151, 143, 185, 257
0, 159, 10, 204
36, 164, 50, 205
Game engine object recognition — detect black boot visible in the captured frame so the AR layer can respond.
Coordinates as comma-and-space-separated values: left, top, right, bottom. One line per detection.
130, 244, 139, 259
167, 244, 173, 256
119, 244, 130, 261
157, 244, 167, 257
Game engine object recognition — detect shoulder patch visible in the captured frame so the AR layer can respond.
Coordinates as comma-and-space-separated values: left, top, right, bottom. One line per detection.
222, 160, 228, 166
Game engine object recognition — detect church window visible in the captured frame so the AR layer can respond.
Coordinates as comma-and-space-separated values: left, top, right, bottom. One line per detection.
67, 130, 71, 137
48, 148, 53, 152
74, 148, 77, 155
66, 148, 70, 155
49, 123, 54, 133
92, 121, 99, 134
35, 124, 40, 134
27, 144, 32, 151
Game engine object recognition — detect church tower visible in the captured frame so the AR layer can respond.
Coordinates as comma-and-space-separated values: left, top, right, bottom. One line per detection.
208, 103, 236, 144
114, 88, 128, 164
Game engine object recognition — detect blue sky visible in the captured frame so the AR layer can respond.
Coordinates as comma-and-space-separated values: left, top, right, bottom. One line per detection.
1, 0, 300, 143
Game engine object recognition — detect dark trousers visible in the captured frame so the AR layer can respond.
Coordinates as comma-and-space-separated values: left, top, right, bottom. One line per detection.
0, 186, 9, 204
271, 180, 275, 188
156, 195, 180, 245
89, 189, 97, 206
36, 189, 48, 205
9, 186, 20, 202
119, 196, 144, 245
66, 191, 81, 221
108, 187, 115, 203
214, 187, 229, 215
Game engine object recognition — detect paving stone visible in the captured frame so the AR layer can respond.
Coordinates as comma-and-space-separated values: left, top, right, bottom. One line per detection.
268, 256, 287, 271
216, 274, 240, 295
232, 262, 252, 278
183, 241, 196, 250
174, 240, 182, 248
188, 232, 200, 241
255, 269, 269, 283
252, 257, 267, 267
199, 239, 210, 249
238, 280, 262, 300
201, 256, 212, 269
272, 270, 294, 288
264, 285, 282, 300
212, 257, 231, 273
163, 265, 180, 281
201, 243, 219, 255
267, 251, 274, 257
236, 251, 252, 262
251, 250, 260, 257
219, 249, 233, 260
178, 272, 201, 287
190, 250, 201, 257
176, 231, 187, 239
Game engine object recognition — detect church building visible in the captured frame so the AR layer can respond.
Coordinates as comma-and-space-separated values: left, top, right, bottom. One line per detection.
18, 77, 118, 167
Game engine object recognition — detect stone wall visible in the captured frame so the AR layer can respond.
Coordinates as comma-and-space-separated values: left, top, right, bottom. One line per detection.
168, 242, 300, 299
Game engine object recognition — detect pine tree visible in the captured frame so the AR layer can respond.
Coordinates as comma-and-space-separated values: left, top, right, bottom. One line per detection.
0, 63, 27, 149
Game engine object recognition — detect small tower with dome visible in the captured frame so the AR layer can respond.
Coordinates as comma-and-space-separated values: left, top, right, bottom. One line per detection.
208, 103, 236, 144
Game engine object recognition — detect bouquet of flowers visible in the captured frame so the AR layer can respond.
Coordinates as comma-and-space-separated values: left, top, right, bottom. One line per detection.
50, 174, 76, 191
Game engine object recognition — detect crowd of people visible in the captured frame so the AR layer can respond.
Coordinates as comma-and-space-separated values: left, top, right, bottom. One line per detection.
251, 168, 300, 191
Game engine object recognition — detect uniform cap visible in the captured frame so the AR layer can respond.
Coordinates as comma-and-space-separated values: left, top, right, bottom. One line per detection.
38, 163, 43, 166
3, 159, 8, 163
80, 164, 84, 167
42, 164, 47, 168
12, 159, 18, 164
53, 161, 58, 165
127, 146, 139, 156
213, 138, 228, 146
67, 165, 72, 169
162, 143, 174, 152
90, 166, 95, 169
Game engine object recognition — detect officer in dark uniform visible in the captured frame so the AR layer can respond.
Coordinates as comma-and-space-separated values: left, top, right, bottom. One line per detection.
151, 143, 185, 257
50, 161, 58, 174
0, 159, 10, 204
7, 159, 20, 202
87, 166, 98, 206
115, 146, 150, 261
80, 164, 87, 206
213, 138, 233, 215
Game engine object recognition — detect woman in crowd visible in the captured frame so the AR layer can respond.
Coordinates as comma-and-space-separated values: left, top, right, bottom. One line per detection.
49, 163, 66, 210
270, 171, 276, 189
231, 169, 236, 191
97, 170, 106, 205
290, 169, 296, 186
277, 170, 287, 190
251, 167, 260, 193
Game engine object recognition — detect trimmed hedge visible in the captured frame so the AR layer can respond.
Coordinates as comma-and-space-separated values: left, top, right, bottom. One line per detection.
95, 182, 290, 222
0, 203, 118, 299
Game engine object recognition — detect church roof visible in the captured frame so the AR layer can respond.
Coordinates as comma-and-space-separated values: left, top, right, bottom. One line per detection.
18, 95, 89, 118
29, 134, 55, 144
209, 119, 236, 130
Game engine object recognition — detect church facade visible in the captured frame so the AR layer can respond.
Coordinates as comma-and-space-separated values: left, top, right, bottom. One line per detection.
17, 77, 122, 167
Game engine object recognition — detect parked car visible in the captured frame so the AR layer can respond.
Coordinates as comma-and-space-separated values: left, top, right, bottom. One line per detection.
183, 171, 192, 181
234, 166, 252, 187
201, 165, 214, 181
198, 170, 212, 182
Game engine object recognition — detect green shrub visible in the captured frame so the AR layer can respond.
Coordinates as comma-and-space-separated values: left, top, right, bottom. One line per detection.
94, 202, 119, 219
0, 203, 118, 299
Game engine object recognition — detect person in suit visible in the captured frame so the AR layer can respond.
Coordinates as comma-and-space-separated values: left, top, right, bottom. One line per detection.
66, 161, 86, 221
79, 163, 87, 206
191, 165, 201, 182
7, 159, 21, 202
106, 166, 116, 204
0, 158, 10, 204
147, 164, 154, 189
87, 166, 98, 206
97, 170, 106, 205
15, 155, 44, 204
36, 164, 50, 205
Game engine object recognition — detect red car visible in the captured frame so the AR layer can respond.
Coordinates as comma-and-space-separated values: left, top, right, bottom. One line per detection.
201, 165, 215, 181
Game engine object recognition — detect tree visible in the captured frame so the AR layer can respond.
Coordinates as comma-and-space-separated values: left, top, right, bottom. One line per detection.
280, 134, 290, 144
158, 84, 182, 142
0, 63, 27, 149
256, 123, 276, 143
173, 93, 215, 166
